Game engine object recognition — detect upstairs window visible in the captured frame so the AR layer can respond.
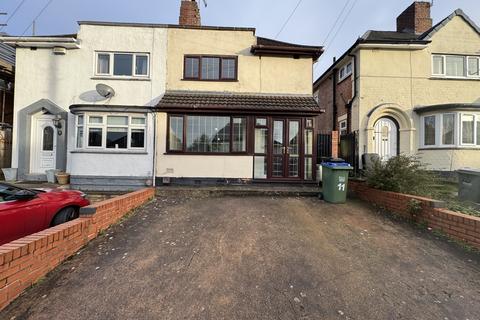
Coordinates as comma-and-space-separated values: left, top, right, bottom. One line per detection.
432, 54, 480, 79
95, 52, 150, 78
338, 61, 353, 82
184, 55, 238, 81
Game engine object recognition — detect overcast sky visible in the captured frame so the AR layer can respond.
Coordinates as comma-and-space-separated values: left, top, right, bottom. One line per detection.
1, 0, 479, 78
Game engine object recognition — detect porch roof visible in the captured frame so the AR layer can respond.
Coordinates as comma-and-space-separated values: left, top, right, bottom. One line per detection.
414, 103, 480, 114
155, 91, 324, 115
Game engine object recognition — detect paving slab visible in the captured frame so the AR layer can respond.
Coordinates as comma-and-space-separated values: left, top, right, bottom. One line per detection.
2, 193, 479, 320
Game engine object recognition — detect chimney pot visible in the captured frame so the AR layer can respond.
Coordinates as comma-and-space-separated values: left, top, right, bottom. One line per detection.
396, 1, 432, 34
179, 0, 201, 27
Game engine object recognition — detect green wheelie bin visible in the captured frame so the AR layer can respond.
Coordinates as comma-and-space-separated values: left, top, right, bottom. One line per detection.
321, 161, 353, 203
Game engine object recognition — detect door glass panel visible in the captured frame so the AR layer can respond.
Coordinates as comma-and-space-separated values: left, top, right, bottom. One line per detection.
272, 157, 283, 177
288, 121, 299, 177
305, 129, 313, 155
273, 121, 284, 155
254, 156, 267, 179
305, 157, 313, 180
42, 127, 54, 151
255, 128, 268, 153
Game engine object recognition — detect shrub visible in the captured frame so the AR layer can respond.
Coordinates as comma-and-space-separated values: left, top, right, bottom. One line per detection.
364, 155, 435, 196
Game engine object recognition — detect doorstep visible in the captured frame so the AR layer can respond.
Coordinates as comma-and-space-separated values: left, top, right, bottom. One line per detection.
156, 183, 321, 197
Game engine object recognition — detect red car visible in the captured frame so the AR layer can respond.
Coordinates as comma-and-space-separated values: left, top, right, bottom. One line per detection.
0, 183, 90, 245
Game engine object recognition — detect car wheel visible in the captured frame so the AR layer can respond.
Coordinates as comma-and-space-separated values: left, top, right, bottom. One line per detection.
52, 207, 79, 226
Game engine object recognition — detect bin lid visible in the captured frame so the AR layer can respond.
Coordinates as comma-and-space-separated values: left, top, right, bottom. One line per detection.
321, 162, 353, 169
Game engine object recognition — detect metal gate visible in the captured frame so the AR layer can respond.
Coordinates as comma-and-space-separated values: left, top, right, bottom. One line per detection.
339, 131, 358, 175
317, 131, 332, 164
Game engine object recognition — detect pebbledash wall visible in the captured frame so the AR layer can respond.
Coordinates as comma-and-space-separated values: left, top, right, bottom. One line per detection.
11, 23, 168, 188
0, 188, 155, 311
356, 14, 480, 171
349, 180, 480, 250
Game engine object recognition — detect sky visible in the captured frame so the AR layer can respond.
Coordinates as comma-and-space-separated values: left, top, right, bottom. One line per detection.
1, 0, 480, 79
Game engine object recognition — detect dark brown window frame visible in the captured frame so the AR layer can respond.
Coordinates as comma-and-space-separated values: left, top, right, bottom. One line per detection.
167, 114, 248, 155
183, 55, 239, 82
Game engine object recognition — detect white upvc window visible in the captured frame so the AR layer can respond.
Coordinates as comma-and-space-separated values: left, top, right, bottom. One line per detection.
95, 52, 150, 78
76, 113, 147, 151
338, 61, 353, 82
420, 112, 480, 148
432, 54, 480, 79
339, 119, 347, 135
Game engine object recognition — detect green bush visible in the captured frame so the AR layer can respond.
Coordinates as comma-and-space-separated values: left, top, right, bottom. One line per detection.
364, 155, 435, 196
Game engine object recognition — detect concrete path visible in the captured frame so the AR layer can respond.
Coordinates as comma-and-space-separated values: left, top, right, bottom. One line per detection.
2, 193, 479, 320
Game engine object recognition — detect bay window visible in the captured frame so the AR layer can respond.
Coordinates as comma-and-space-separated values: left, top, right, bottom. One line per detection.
76, 113, 147, 151
95, 52, 150, 77
461, 114, 475, 144
423, 115, 436, 146
421, 112, 480, 148
168, 115, 246, 153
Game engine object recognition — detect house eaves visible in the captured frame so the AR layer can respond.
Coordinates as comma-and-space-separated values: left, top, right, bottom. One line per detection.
0, 36, 80, 49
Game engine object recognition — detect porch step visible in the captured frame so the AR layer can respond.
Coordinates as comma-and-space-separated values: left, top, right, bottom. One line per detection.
156, 185, 320, 197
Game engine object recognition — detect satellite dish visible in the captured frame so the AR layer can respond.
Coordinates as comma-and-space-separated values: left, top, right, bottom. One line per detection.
95, 83, 115, 98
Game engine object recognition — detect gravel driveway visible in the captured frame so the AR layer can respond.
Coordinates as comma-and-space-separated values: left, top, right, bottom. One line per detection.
2, 193, 480, 320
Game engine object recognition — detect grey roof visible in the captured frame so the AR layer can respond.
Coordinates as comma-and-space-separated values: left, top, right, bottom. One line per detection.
78, 21, 256, 33
361, 30, 427, 43
0, 42, 15, 66
421, 9, 480, 40
414, 103, 480, 113
156, 91, 323, 114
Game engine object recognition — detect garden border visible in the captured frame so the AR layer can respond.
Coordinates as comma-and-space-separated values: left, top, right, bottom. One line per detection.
0, 188, 155, 311
349, 180, 480, 249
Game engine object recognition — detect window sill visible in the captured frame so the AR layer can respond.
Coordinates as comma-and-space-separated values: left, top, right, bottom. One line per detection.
181, 78, 239, 82
91, 76, 151, 81
429, 76, 480, 81
71, 149, 148, 155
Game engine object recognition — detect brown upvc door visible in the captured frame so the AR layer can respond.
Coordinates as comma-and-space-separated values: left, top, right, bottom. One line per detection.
270, 118, 302, 180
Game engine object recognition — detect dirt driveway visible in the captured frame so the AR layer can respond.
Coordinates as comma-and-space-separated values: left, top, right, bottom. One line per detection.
2, 193, 480, 320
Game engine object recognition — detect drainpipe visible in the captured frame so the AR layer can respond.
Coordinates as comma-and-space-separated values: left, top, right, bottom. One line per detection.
332, 68, 338, 131
151, 110, 157, 187
347, 53, 358, 133
1, 88, 5, 123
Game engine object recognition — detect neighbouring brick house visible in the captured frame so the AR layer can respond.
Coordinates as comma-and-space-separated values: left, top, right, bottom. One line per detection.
314, 1, 480, 172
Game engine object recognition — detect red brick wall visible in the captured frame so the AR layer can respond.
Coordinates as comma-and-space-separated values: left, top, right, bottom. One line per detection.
315, 73, 353, 133
0, 188, 155, 311
349, 181, 480, 249
396, 1, 432, 34
179, 0, 201, 26
315, 76, 334, 132
336, 75, 352, 122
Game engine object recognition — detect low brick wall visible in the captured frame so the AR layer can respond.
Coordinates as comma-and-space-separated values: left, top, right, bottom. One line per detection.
349, 180, 480, 249
0, 188, 155, 311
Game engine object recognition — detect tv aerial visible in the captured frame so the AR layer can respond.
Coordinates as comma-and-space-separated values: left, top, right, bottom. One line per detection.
95, 83, 115, 98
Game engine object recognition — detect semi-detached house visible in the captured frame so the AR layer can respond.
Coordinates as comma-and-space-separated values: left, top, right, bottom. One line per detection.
1, 0, 323, 190
314, 1, 480, 172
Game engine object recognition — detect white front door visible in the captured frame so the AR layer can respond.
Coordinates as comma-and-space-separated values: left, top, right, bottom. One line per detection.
30, 115, 57, 174
374, 117, 398, 162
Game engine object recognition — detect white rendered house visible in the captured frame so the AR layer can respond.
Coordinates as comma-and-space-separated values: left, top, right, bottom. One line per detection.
1, 23, 168, 190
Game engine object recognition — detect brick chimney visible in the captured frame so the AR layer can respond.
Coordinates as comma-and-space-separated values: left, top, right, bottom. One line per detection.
179, 0, 201, 26
396, 1, 432, 34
